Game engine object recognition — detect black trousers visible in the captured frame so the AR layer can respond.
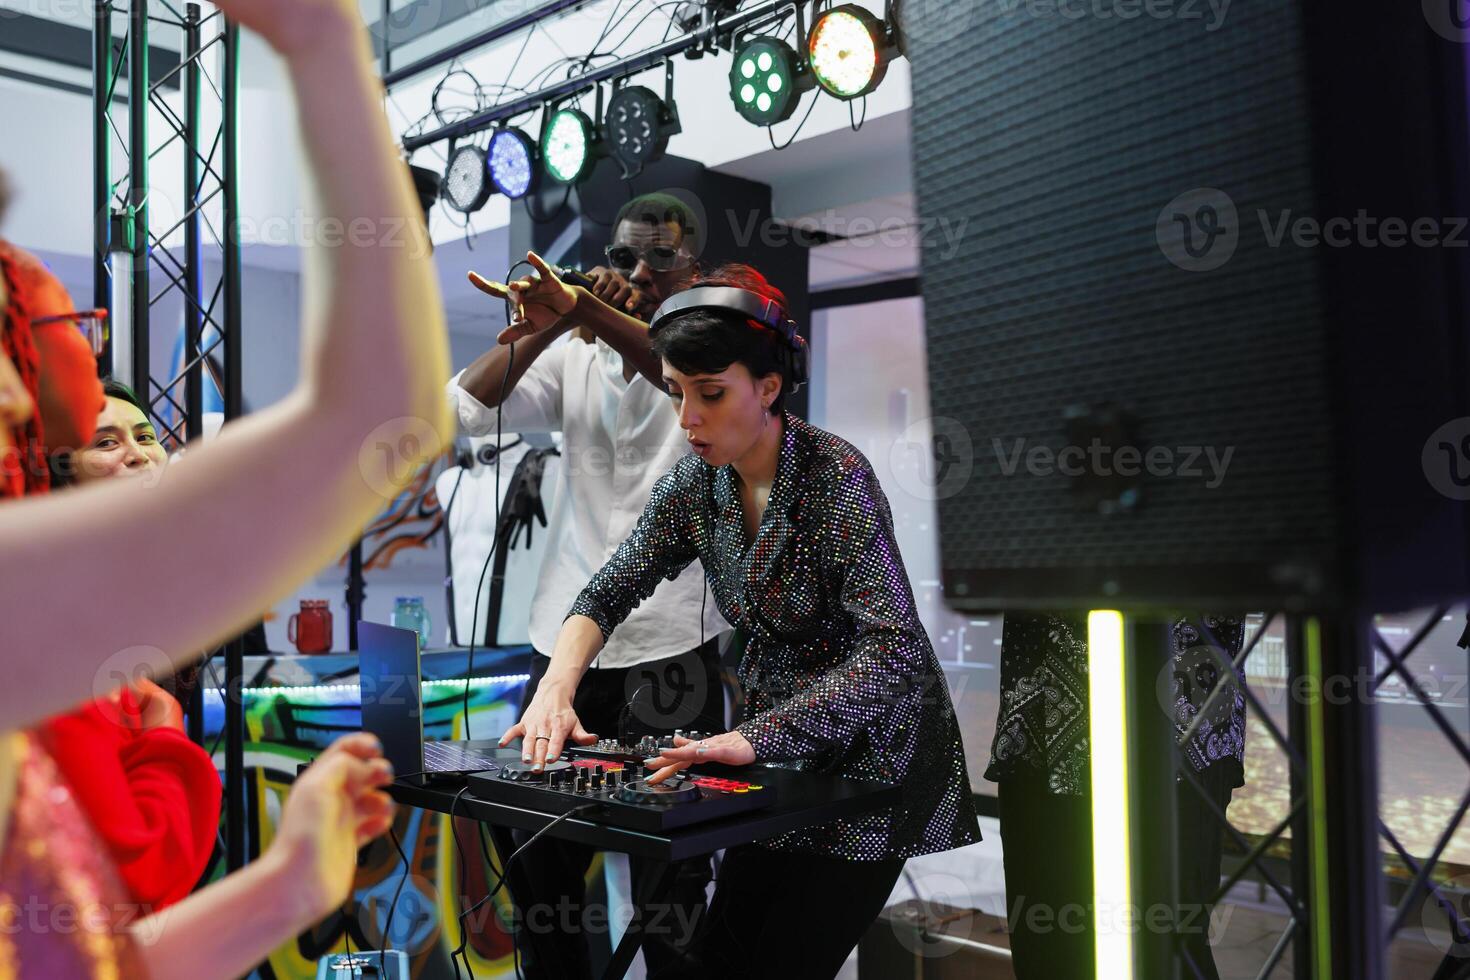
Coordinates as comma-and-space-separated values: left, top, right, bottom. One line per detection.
998, 765, 1235, 980
668, 844, 904, 980
507, 640, 726, 980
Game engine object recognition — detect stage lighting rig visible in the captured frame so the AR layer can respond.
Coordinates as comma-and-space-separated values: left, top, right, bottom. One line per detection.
729, 35, 808, 125
604, 64, 682, 176
442, 143, 493, 213
542, 106, 597, 184
807, 3, 894, 100
487, 126, 537, 199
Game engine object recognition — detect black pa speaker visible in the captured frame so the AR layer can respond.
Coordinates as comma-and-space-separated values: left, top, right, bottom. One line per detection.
910, 0, 1470, 612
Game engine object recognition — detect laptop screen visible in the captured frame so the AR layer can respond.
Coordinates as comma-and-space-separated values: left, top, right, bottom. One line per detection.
357, 621, 425, 780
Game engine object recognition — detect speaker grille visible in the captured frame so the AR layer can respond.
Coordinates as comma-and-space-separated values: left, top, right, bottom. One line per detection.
911, 3, 1340, 607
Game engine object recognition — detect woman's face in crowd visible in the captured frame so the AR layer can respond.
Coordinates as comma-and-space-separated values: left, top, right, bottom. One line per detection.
71, 396, 167, 484
663, 359, 780, 468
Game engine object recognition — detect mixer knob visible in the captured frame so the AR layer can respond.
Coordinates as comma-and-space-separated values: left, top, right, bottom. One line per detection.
590, 770, 603, 790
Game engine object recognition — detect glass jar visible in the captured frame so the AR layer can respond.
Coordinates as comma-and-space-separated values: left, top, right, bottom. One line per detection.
392, 596, 432, 649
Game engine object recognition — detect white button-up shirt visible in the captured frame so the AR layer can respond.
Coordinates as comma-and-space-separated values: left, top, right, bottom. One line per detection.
447, 337, 729, 668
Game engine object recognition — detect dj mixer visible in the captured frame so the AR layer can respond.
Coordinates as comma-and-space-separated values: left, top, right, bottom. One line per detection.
466, 736, 774, 832
569, 733, 702, 765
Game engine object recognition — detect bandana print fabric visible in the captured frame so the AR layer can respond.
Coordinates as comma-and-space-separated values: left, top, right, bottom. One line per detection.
986, 613, 1248, 796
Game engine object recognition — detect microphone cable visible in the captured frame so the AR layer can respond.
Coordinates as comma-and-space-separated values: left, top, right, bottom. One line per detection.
381, 823, 411, 954
449, 798, 597, 978
463, 259, 537, 740
448, 786, 477, 980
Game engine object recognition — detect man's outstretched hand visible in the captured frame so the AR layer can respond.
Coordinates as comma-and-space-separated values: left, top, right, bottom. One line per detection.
469, 251, 578, 345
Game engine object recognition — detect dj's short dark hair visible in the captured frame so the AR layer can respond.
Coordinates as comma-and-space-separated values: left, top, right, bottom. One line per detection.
614, 192, 701, 247
650, 264, 793, 414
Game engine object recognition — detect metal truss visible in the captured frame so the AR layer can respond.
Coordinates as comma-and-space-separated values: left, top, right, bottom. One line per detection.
1182, 614, 1322, 979
1373, 605, 1470, 976
92, 0, 247, 872
1136, 604, 1469, 980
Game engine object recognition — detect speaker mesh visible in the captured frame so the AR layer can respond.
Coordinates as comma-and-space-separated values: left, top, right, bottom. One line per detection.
911, 3, 1340, 607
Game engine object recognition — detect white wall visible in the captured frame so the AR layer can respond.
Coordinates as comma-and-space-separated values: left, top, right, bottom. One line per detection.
810, 296, 1000, 788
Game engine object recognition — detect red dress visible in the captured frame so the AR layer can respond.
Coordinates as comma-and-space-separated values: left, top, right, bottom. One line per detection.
39, 691, 222, 911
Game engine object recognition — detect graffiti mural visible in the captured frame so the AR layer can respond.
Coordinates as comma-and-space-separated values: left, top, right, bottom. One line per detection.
199, 662, 560, 979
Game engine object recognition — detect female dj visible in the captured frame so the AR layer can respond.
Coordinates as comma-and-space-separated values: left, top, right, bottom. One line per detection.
494, 257, 980, 978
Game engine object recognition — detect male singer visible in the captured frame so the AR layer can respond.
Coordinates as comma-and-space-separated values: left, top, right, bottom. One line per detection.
448, 192, 729, 979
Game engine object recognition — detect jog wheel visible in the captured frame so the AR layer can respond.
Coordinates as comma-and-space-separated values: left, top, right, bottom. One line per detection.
614, 778, 700, 805
498, 760, 571, 783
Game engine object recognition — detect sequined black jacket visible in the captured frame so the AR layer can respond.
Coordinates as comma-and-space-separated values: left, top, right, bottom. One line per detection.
570, 414, 981, 860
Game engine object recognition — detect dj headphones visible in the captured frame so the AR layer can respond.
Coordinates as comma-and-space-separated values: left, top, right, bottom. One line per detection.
648, 286, 811, 393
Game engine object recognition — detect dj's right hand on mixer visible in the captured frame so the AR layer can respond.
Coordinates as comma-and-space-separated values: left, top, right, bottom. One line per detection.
499, 680, 597, 771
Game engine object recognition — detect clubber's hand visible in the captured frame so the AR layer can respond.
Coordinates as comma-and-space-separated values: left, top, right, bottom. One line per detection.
499, 689, 597, 772
132, 677, 185, 733
469, 250, 578, 345
269, 733, 395, 923
644, 732, 755, 785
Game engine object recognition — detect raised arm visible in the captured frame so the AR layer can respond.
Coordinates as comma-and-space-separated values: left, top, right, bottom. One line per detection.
455, 272, 569, 410
130, 734, 394, 980
473, 252, 666, 389
0, 0, 450, 729
569, 279, 665, 388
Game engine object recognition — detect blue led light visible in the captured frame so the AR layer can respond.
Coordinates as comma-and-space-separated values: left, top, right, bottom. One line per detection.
488, 128, 535, 199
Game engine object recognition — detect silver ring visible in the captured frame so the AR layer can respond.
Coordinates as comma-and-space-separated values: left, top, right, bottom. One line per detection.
534, 735, 551, 741
695, 741, 708, 756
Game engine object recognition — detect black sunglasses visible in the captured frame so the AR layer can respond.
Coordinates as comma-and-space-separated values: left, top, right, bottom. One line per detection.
604, 244, 691, 274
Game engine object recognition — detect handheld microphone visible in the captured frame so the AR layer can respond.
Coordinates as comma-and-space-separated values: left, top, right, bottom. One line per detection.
552, 265, 596, 290
552, 265, 651, 322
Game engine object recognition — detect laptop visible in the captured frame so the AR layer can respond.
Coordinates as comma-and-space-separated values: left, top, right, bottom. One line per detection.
358, 621, 504, 781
